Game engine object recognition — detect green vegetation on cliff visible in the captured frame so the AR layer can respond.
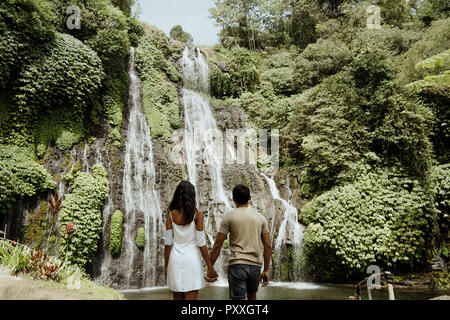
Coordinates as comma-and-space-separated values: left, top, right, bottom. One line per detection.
109, 210, 123, 256
135, 227, 145, 249
135, 25, 182, 140
0, 145, 56, 214
300, 165, 436, 281
0, 0, 140, 218
208, 0, 450, 281
59, 165, 109, 267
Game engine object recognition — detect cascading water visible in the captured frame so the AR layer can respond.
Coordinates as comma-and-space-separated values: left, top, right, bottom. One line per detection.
121, 47, 164, 288
95, 139, 115, 285
82, 141, 89, 173
180, 47, 234, 283
262, 174, 305, 280
58, 148, 77, 196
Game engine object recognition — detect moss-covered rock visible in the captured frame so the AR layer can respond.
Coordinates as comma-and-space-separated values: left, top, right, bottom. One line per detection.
59, 165, 109, 267
136, 227, 146, 249
300, 165, 436, 282
109, 210, 123, 256
0, 144, 55, 214
135, 26, 182, 141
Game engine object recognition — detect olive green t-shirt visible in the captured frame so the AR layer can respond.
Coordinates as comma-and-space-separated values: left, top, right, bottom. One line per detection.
218, 207, 270, 267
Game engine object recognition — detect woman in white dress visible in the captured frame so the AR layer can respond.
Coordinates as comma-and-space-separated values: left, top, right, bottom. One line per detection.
164, 181, 218, 300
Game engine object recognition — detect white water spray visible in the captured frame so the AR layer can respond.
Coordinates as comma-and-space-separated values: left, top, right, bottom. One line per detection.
181, 47, 234, 284
262, 174, 305, 279
121, 47, 164, 288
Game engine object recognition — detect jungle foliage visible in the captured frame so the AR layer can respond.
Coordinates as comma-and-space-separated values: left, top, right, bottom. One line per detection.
208, 0, 450, 280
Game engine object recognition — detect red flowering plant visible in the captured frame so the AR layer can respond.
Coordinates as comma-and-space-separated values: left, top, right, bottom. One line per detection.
63, 222, 76, 238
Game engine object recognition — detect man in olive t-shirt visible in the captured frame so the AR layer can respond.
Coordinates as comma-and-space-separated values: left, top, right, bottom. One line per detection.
210, 185, 272, 300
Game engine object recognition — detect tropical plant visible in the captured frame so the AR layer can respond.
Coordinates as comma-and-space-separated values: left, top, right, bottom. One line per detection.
59, 165, 109, 267
29, 249, 64, 281
136, 227, 146, 249
109, 210, 123, 256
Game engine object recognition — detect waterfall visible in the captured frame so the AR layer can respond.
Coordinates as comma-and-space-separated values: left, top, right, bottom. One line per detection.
58, 148, 77, 196
121, 47, 164, 288
96, 139, 115, 285
180, 47, 233, 284
82, 141, 89, 173
262, 174, 305, 280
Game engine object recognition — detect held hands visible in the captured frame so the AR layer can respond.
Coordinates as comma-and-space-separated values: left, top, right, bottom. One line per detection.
260, 271, 270, 287
205, 267, 218, 283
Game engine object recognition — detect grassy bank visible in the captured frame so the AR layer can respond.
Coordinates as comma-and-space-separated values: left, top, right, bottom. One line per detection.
0, 239, 123, 300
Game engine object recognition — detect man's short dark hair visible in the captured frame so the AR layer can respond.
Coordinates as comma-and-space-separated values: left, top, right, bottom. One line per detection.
233, 185, 251, 205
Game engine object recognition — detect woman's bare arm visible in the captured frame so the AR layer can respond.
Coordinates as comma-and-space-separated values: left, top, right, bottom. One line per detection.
164, 213, 173, 279
196, 211, 218, 281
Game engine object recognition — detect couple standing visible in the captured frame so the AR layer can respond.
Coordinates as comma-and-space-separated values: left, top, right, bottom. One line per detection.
164, 181, 272, 300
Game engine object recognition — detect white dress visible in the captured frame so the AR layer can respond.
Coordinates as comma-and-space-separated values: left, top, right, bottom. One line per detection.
167, 212, 205, 292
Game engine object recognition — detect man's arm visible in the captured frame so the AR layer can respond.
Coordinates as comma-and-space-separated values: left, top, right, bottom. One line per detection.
260, 232, 271, 287
195, 211, 218, 281
210, 232, 227, 266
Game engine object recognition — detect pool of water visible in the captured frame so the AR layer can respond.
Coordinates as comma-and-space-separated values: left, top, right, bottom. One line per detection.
121, 282, 448, 300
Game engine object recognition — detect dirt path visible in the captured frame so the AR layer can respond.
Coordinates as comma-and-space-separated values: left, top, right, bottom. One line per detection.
0, 267, 88, 300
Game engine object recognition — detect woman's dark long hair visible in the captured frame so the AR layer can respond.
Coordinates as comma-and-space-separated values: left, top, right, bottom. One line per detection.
169, 181, 197, 224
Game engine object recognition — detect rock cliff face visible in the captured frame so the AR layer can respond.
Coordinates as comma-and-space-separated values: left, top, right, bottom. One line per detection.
5, 50, 306, 289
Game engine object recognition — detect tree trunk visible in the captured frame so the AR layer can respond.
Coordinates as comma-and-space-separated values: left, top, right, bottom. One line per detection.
242, 0, 252, 49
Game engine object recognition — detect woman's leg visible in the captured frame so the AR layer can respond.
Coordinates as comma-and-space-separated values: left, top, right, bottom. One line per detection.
184, 290, 199, 300
172, 292, 185, 300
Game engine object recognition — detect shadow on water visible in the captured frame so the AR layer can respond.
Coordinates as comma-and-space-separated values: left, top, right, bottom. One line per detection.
120, 282, 449, 300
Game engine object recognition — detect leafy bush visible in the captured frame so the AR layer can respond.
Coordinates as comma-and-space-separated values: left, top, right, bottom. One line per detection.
398, 18, 450, 86
0, 145, 55, 214
415, 0, 450, 26
210, 63, 232, 98
109, 210, 123, 256
136, 227, 145, 249
0, 0, 55, 89
261, 67, 296, 95
29, 249, 64, 281
286, 45, 434, 191
127, 17, 145, 47
0, 240, 123, 298
59, 165, 109, 267
34, 107, 85, 158
294, 38, 352, 92
3, 32, 104, 148
235, 82, 293, 130
48, 0, 131, 147
209, 46, 260, 98
431, 164, 450, 239
50, 0, 127, 42
14, 32, 103, 117
0, 241, 31, 276
300, 166, 436, 282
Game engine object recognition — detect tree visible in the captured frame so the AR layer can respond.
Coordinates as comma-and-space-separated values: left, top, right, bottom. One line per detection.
209, 0, 271, 49
111, 0, 136, 16
287, 0, 321, 49
169, 25, 193, 44
314, 0, 347, 17
415, 0, 450, 26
